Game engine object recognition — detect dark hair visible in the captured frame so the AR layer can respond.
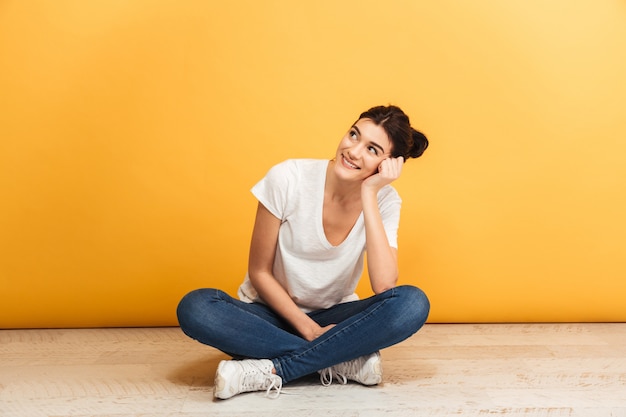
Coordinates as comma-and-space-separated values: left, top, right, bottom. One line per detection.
357, 105, 428, 159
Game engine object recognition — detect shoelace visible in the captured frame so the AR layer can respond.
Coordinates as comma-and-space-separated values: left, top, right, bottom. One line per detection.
263, 374, 282, 399
319, 366, 348, 387
240, 361, 283, 398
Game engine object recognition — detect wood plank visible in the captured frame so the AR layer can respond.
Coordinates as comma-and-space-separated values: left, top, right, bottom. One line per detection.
1, 324, 625, 417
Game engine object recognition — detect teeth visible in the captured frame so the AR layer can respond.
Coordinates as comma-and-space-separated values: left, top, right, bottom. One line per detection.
343, 155, 358, 169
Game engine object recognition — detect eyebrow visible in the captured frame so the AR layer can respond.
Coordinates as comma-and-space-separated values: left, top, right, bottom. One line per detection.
353, 125, 386, 154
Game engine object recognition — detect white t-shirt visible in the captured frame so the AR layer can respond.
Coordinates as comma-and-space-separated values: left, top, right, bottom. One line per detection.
237, 159, 402, 312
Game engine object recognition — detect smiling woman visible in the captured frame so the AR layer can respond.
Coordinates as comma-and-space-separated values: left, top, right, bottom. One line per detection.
176, 105, 430, 399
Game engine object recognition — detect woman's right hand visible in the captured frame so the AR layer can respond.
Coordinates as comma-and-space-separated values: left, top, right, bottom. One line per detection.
305, 323, 336, 342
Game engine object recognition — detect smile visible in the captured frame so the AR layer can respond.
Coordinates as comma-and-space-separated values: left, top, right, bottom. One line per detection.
342, 155, 360, 170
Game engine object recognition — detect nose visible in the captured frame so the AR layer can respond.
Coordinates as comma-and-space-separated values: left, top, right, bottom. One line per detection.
348, 142, 365, 160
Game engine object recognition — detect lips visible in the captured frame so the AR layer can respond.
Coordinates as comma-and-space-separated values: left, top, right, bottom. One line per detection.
342, 154, 360, 169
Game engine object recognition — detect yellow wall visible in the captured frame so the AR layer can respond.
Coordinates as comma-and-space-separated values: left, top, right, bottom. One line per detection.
1, 1, 625, 328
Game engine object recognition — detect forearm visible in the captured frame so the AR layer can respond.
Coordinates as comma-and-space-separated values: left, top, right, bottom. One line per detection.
248, 203, 323, 341
249, 271, 322, 341
362, 190, 399, 293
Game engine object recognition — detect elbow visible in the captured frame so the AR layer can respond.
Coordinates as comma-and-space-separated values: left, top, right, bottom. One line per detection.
371, 275, 398, 295
373, 285, 396, 295
247, 267, 270, 289
373, 286, 394, 295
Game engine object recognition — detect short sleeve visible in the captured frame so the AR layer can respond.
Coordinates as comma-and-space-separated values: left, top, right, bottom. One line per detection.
251, 160, 297, 221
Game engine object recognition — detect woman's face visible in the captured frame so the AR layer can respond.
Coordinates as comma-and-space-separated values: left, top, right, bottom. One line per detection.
334, 118, 392, 181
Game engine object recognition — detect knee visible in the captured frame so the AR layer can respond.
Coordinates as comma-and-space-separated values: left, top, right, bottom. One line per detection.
176, 288, 220, 330
392, 285, 430, 331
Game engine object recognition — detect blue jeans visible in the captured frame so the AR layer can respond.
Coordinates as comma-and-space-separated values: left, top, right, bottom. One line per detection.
176, 285, 429, 383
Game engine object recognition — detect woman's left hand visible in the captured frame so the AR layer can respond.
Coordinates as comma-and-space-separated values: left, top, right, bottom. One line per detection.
362, 156, 404, 192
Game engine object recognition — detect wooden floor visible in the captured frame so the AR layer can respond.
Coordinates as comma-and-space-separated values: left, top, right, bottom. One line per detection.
1, 323, 625, 417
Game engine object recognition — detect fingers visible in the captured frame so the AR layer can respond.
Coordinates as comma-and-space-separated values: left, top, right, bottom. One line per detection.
310, 323, 336, 341
378, 156, 404, 179
365, 156, 404, 192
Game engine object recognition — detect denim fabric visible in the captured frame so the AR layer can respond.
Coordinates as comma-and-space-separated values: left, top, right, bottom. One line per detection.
176, 285, 429, 383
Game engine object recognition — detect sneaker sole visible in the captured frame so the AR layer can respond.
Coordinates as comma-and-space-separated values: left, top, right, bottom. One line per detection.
214, 361, 233, 399
360, 354, 383, 385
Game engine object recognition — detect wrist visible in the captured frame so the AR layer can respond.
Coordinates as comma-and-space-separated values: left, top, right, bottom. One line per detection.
294, 318, 320, 341
361, 188, 380, 211
361, 184, 379, 200
305, 324, 323, 341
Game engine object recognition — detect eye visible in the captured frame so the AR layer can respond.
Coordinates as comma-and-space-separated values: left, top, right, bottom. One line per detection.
349, 129, 358, 141
367, 145, 379, 155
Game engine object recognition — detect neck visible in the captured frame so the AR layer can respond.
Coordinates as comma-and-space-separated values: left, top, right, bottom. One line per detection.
325, 160, 362, 204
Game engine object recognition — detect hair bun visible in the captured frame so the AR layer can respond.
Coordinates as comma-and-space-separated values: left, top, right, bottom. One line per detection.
409, 128, 429, 159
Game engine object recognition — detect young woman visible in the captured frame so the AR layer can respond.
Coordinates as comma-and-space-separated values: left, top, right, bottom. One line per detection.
177, 105, 430, 399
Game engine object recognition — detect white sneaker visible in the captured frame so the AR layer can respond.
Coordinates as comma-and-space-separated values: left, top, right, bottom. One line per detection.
214, 359, 282, 399
319, 351, 383, 387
